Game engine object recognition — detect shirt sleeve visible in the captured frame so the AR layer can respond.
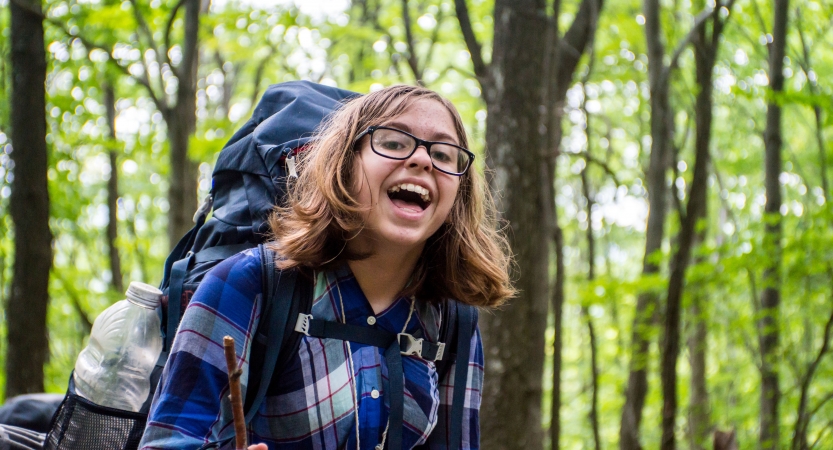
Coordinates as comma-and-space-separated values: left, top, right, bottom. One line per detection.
140, 250, 264, 450
429, 315, 483, 450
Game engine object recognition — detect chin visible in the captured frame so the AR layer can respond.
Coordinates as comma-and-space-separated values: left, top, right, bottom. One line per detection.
379, 229, 433, 251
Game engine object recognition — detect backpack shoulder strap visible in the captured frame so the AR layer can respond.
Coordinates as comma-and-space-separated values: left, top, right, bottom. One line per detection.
449, 301, 477, 449
242, 244, 298, 423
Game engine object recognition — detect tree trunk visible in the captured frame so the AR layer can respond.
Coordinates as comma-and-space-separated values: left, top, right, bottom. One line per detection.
660, 17, 716, 450
621, 0, 672, 447
791, 15, 833, 450
166, 0, 200, 250
7, 0, 51, 397
545, 1, 603, 447
454, 1, 603, 447
478, 2, 550, 448
688, 287, 709, 450
550, 218, 565, 449
760, 2, 788, 449
687, 5, 736, 446
581, 77, 601, 450
660, 3, 732, 447
105, 83, 124, 293
545, 10, 564, 447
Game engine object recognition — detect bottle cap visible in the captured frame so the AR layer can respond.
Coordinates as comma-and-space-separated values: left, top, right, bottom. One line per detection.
126, 282, 163, 309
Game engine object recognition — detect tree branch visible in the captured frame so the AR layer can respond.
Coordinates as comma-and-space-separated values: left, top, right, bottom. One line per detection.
792, 282, 833, 450
129, 0, 160, 56
421, 8, 447, 84
247, 43, 279, 117
565, 150, 622, 186
53, 272, 93, 334
712, 0, 738, 50
794, 8, 831, 202
808, 423, 832, 450
164, 0, 187, 75
453, 0, 488, 82
660, 5, 720, 85
553, 0, 604, 100
400, 0, 422, 82
808, 392, 833, 427
46, 17, 165, 111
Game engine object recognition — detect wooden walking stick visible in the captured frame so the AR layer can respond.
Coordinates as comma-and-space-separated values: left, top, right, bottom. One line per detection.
223, 336, 248, 450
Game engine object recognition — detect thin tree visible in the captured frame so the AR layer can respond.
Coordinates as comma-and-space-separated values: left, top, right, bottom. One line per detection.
659, 2, 734, 449
760, 1, 789, 449
580, 84, 602, 450
791, 12, 833, 449
620, 3, 724, 447
455, 0, 603, 447
7, 0, 52, 396
104, 82, 124, 293
578, 24, 602, 449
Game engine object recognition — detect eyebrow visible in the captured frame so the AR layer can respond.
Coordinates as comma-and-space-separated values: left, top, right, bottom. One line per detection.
385, 121, 459, 145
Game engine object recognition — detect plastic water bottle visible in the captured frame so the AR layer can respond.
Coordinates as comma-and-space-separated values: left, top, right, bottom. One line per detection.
73, 281, 163, 412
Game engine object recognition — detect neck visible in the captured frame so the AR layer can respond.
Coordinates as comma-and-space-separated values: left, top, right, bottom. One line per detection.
346, 242, 423, 314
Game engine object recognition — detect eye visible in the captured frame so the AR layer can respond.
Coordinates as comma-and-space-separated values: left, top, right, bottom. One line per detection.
380, 139, 407, 150
430, 145, 456, 163
373, 129, 413, 153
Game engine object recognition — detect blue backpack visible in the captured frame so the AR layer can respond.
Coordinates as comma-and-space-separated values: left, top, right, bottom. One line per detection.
45, 81, 476, 450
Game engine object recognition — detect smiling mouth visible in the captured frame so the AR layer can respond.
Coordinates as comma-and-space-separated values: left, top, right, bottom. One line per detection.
388, 183, 431, 211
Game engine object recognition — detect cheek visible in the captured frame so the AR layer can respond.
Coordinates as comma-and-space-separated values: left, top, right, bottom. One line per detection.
351, 154, 383, 209
438, 180, 461, 219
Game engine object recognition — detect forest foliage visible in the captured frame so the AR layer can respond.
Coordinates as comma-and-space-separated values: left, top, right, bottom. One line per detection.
1, 0, 833, 448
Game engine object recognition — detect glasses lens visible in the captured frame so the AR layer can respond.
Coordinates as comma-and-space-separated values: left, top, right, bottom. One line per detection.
372, 129, 415, 158
431, 144, 470, 175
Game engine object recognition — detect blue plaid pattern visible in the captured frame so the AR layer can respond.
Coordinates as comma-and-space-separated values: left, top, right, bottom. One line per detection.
140, 248, 483, 449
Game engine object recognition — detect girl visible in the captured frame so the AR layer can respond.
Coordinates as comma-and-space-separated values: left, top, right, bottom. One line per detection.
140, 84, 513, 450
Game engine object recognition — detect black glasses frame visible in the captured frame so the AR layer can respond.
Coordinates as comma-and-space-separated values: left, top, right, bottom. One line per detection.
355, 126, 475, 176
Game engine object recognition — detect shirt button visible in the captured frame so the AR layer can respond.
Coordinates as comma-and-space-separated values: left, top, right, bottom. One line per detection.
367, 316, 377, 325
370, 389, 380, 399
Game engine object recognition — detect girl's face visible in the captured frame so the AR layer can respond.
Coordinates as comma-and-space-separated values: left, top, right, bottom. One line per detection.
351, 98, 462, 256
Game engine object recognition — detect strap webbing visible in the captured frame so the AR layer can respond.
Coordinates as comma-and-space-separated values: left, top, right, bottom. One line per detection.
385, 341, 404, 450
193, 243, 256, 264
307, 319, 395, 348
165, 252, 195, 352
161, 214, 206, 288
302, 317, 445, 361
449, 304, 475, 449
244, 245, 297, 424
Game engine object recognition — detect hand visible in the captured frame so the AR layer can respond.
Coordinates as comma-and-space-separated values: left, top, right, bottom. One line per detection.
247, 444, 268, 450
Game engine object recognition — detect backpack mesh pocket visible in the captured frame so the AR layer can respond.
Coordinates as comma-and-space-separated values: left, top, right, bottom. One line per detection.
44, 378, 147, 450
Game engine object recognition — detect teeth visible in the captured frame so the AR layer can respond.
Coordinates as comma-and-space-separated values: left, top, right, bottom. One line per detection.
388, 183, 431, 203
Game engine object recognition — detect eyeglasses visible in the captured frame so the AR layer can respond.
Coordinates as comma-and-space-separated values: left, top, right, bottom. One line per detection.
355, 126, 475, 176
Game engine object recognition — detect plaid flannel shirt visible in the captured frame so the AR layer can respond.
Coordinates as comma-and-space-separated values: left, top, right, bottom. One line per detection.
140, 248, 483, 449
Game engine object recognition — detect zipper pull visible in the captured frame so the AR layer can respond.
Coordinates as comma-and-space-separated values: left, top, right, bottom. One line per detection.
286, 155, 298, 178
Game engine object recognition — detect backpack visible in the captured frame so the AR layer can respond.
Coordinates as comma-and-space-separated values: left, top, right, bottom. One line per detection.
44, 81, 477, 450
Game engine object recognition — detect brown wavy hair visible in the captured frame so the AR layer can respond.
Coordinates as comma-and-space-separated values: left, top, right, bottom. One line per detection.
267, 84, 514, 308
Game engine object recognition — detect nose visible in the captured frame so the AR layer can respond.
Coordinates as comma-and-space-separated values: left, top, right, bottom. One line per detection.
406, 144, 433, 172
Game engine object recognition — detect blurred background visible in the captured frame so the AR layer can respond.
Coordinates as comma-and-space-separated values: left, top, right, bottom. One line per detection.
0, 0, 828, 448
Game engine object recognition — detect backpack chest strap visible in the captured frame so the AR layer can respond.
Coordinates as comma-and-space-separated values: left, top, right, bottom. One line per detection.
294, 313, 444, 450
294, 314, 446, 361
